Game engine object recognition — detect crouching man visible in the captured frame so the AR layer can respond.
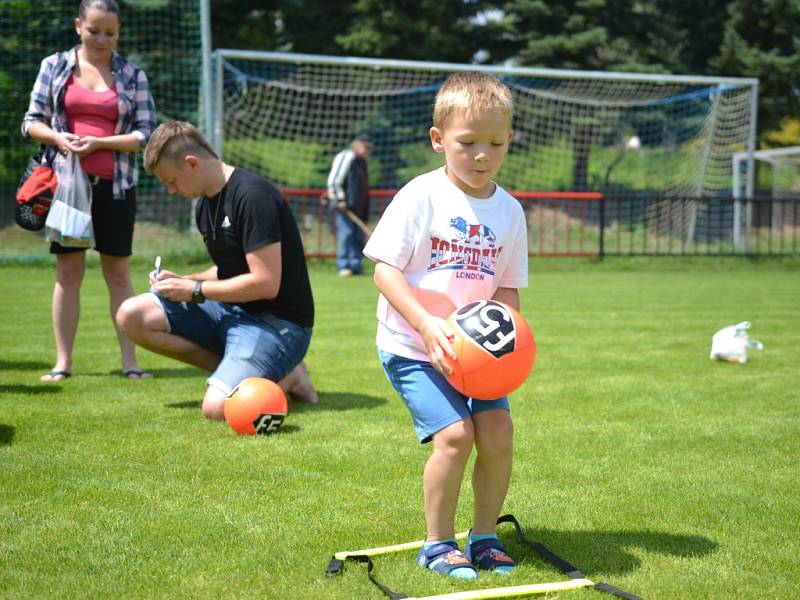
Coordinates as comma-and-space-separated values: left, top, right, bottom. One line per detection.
117, 121, 317, 418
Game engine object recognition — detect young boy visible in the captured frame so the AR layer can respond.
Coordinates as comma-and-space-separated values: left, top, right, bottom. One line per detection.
363, 72, 528, 579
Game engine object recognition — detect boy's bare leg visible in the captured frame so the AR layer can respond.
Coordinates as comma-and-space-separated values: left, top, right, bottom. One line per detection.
423, 419, 474, 541
279, 361, 318, 403
471, 409, 514, 534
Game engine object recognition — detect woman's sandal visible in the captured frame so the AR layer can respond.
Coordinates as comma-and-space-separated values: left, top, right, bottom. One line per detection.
123, 370, 153, 380
41, 370, 71, 382
466, 537, 516, 572
416, 541, 478, 577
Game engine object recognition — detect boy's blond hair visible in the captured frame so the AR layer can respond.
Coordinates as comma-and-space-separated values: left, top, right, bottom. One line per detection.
433, 71, 513, 130
143, 121, 218, 174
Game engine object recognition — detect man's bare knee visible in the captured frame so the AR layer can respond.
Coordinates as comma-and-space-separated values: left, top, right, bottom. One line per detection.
116, 296, 144, 336
116, 295, 164, 340
202, 385, 227, 420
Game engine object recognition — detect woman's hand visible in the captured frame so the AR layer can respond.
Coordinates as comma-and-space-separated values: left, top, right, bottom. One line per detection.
418, 314, 457, 376
69, 135, 103, 157
54, 132, 80, 155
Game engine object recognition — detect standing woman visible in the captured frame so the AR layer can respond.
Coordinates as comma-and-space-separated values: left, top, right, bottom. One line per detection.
21, 0, 157, 381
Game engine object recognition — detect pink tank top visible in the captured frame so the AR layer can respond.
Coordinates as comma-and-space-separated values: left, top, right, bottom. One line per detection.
64, 74, 118, 180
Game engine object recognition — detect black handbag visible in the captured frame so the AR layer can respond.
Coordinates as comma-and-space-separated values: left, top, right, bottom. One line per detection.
15, 146, 58, 231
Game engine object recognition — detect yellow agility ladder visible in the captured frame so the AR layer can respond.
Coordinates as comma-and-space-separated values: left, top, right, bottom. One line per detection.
325, 514, 642, 600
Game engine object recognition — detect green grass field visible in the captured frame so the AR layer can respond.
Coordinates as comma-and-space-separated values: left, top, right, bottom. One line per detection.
1, 258, 798, 599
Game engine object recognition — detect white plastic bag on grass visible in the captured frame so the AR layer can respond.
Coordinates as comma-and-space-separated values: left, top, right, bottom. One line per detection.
45, 152, 93, 248
710, 321, 763, 364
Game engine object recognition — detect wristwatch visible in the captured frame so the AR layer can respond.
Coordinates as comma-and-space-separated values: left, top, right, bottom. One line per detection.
192, 280, 206, 304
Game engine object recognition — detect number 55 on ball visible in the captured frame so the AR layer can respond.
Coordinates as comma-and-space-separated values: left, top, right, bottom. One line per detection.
445, 300, 536, 400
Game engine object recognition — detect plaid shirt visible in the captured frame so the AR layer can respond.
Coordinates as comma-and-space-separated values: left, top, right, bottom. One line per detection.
21, 46, 156, 199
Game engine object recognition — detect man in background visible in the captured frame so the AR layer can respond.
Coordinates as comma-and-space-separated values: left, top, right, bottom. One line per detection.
326, 133, 372, 276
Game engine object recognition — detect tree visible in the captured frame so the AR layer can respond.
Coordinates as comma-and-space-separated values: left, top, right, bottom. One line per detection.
767, 118, 800, 147
480, 0, 674, 72
211, 0, 282, 50
647, 0, 731, 74
210, 0, 800, 148
477, 0, 800, 190
333, 0, 485, 62
279, 0, 354, 55
211, 0, 481, 60
211, 0, 353, 55
710, 0, 800, 139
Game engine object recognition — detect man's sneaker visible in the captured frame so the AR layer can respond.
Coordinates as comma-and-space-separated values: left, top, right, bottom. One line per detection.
338, 268, 353, 277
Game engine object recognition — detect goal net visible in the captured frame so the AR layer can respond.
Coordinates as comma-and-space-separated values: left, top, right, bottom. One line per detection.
212, 51, 757, 195
733, 146, 800, 249
211, 50, 758, 252
750, 146, 800, 199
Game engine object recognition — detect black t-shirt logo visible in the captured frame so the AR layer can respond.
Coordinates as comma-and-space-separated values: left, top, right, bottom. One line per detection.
454, 300, 516, 358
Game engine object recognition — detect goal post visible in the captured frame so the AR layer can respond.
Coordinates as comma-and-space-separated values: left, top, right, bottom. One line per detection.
209, 49, 759, 255
210, 49, 758, 191
733, 146, 800, 250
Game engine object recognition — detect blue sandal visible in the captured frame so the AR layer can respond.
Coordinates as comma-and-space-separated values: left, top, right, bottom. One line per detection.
466, 537, 516, 572
416, 541, 478, 578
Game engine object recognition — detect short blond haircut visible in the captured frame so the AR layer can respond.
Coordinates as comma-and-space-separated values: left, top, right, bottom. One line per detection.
143, 121, 218, 174
433, 71, 513, 130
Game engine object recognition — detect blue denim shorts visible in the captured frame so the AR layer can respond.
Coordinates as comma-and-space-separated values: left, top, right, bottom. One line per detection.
151, 293, 312, 394
378, 349, 510, 444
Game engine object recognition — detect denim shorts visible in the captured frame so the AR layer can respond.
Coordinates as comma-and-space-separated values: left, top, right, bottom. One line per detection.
151, 294, 312, 394
378, 349, 510, 444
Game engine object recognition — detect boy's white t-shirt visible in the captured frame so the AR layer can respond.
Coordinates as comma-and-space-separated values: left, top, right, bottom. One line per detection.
363, 167, 528, 361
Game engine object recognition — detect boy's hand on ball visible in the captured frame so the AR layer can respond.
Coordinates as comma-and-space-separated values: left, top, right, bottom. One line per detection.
419, 315, 456, 375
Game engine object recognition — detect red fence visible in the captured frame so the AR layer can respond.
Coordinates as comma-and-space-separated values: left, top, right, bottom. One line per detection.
515, 191, 603, 257
281, 188, 604, 258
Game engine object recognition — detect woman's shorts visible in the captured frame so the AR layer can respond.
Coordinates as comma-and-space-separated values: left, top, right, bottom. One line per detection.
51, 177, 136, 257
152, 294, 312, 395
378, 349, 510, 444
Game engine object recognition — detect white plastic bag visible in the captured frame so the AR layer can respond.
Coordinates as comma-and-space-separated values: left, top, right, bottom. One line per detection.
45, 152, 93, 247
710, 321, 763, 364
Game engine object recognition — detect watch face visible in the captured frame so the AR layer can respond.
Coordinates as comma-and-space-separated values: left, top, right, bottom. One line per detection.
193, 281, 205, 303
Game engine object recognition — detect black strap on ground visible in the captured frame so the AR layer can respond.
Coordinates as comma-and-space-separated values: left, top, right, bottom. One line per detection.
497, 514, 643, 600
325, 553, 408, 600
326, 514, 643, 600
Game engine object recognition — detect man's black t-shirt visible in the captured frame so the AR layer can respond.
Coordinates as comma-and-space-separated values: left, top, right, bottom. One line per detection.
195, 168, 314, 327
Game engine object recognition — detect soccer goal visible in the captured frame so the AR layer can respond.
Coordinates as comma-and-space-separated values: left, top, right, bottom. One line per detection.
732, 146, 800, 251
209, 50, 759, 255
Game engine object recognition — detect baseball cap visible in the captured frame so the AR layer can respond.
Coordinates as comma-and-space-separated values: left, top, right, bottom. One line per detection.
354, 132, 373, 147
